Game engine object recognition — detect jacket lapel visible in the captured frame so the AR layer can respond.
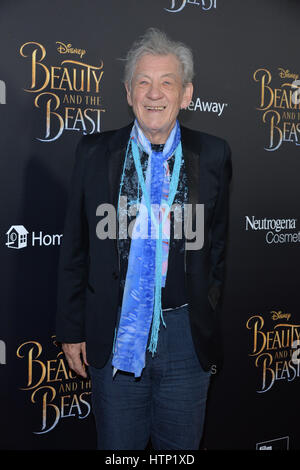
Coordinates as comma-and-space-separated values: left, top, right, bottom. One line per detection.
181, 125, 202, 218
180, 126, 203, 272
107, 123, 133, 210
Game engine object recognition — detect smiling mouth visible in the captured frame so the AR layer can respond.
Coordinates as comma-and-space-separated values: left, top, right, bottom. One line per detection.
145, 105, 166, 111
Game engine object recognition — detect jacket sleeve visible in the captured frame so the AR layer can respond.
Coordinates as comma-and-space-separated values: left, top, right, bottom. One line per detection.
55, 136, 90, 343
208, 139, 232, 310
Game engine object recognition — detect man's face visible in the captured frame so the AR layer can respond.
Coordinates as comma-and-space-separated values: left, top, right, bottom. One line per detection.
125, 53, 193, 144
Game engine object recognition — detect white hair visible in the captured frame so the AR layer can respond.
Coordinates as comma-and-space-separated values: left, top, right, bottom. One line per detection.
123, 28, 194, 90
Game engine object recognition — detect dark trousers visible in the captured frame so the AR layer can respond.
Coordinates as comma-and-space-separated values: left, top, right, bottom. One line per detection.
89, 304, 211, 450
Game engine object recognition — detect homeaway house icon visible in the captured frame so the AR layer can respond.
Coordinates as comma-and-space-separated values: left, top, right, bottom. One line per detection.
6, 225, 29, 249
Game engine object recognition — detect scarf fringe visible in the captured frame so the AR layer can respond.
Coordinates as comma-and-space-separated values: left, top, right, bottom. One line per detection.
148, 228, 166, 355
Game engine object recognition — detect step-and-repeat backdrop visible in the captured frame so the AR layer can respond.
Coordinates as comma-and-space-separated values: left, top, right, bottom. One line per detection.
1, 0, 299, 450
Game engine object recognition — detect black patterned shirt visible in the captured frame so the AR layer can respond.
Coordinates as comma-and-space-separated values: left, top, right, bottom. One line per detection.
118, 142, 188, 309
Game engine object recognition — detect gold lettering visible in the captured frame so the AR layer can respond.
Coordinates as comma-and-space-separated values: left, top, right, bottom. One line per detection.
47, 359, 58, 382
73, 67, 85, 92
253, 68, 273, 110
31, 386, 60, 433
54, 358, 70, 381
255, 353, 275, 393
20, 42, 104, 94
262, 109, 282, 151
20, 42, 50, 92
17, 341, 46, 390
50, 66, 61, 90
61, 60, 103, 92
59, 68, 73, 91
34, 92, 64, 141
246, 315, 266, 356
278, 67, 299, 81
56, 42, 86, 59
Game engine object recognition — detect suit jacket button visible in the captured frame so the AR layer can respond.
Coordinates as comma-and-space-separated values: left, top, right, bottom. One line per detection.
112, 271, 119, 280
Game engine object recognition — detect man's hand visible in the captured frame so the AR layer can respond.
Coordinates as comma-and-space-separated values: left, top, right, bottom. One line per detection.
62, 342, 89, 378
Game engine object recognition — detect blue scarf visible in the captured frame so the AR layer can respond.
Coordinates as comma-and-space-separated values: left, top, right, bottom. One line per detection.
111, 120, 182, 378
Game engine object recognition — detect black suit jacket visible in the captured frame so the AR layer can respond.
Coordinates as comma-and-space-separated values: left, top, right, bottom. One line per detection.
56, 123, 232, 372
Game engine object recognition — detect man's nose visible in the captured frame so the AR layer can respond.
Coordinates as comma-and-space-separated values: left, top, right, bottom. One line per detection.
146, 82, 163, 99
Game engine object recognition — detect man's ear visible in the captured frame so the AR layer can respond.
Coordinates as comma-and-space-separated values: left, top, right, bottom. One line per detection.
125, 82, 133, 107
181, 82, 193, 109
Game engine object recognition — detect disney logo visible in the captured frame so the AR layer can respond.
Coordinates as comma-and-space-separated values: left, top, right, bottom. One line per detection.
278, 68, 299, 81
165, 0, 216, 13
56, 41, 86, 59
271, 310, 291, 321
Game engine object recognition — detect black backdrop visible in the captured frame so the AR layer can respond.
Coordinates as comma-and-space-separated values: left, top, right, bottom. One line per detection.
0, 0, 299, 450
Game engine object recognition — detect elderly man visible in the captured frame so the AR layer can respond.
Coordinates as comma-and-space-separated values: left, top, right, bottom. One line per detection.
56, 28, 232, 450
